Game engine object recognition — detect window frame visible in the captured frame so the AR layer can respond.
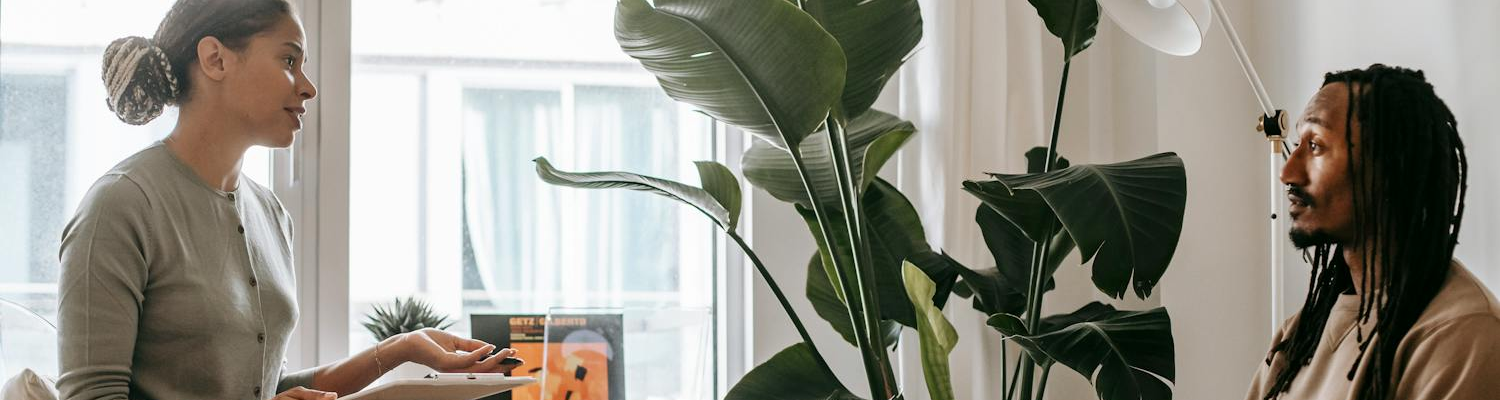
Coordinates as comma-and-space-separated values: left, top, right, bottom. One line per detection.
282, 1, 749, 394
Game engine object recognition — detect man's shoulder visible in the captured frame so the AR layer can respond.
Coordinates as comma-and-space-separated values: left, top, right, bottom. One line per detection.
1410, 260, 1500, 338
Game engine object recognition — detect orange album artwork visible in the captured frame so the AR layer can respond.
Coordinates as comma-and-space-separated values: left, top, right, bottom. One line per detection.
472, 313, 624, 400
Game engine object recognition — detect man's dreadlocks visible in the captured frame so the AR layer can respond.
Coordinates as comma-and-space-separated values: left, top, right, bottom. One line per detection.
1264, 64, 1469, 400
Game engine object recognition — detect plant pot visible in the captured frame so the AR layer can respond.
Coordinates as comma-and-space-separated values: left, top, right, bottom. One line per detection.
374, 362, 434, 386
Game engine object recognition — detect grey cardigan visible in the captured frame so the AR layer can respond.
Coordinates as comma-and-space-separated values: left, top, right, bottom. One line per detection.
57, 142, 314, 399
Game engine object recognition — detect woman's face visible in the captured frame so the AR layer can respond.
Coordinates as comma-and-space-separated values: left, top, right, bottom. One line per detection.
222, 15, 317, 148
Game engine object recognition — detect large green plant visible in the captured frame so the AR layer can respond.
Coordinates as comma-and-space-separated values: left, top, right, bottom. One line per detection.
531, 0, 1186, 399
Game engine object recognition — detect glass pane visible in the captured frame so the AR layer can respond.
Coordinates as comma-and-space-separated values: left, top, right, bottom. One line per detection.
348, 0, 717, 383
0, 0, 276, 321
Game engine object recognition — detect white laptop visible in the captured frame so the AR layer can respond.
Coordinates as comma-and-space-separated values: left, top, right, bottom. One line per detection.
341, 373, 535, 400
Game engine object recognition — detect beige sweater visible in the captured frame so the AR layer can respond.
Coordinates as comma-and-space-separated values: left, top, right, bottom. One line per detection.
1244, 261, 1500, 400
57, 142, 313, 400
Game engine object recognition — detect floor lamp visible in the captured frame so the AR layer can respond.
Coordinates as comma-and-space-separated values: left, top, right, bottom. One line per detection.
1096, 0, 1292, 333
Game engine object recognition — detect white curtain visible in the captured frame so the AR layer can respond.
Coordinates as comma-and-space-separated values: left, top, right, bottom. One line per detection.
889, 1, 1159, 399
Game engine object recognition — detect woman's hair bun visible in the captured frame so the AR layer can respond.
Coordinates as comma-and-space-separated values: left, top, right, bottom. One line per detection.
101, 36, 179, 125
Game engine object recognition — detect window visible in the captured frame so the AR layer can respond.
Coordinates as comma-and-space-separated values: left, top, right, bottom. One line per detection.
2, 0, 726, 393
346, 0, 718, 392
0, 0, 272, 367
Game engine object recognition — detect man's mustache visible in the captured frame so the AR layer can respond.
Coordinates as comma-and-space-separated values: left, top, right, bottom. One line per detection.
1287, 185, 1315, 207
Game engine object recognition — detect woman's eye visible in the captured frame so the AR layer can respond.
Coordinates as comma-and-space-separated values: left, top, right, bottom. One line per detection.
284, 57, 296, 67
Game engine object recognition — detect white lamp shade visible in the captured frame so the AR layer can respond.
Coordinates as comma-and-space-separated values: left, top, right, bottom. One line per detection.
1098, 0, 1213, 56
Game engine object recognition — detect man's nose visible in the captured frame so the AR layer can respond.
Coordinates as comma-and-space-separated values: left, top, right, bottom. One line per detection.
1280, 145, 1308, 187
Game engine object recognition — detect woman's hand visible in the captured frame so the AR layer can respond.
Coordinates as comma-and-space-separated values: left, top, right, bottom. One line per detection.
393, 328, 522, 374
273, 386, 337, 399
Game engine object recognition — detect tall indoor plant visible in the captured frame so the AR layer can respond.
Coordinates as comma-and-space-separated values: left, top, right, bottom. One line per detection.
531, 0, 1187, 399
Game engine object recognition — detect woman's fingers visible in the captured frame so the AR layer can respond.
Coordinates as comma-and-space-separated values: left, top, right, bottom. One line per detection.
273, 386, 337, 400
453, 348, 517, 373
452, 336, 492, 352
430, 343, 494, 370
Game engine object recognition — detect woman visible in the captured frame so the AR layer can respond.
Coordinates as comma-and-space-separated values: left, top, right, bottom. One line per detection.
57, 1, 518, 399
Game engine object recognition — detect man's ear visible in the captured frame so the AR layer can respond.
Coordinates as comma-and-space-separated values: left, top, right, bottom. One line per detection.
196, 36, 232, 82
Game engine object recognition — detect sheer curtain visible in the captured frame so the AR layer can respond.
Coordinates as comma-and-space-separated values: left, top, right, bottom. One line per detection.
889, 1, 1165, 399
460, 87, 705, 312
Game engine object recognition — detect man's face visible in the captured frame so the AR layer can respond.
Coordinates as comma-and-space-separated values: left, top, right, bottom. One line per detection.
1282, 83, 1358, 248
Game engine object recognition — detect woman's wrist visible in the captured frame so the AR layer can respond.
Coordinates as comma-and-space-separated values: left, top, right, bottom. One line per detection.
379, 333, 414, 368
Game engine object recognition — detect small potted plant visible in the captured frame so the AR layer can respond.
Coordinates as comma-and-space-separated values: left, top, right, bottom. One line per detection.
361, 296, 455, 383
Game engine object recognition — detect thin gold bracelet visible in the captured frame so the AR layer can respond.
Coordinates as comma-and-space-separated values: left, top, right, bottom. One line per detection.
374, 339, 386, 376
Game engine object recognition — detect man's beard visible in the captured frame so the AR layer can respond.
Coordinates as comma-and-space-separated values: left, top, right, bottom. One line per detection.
1289, 227, 1338, 249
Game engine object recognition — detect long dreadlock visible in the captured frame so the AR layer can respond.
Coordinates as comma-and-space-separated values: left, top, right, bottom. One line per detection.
1263, 64, 1469, 400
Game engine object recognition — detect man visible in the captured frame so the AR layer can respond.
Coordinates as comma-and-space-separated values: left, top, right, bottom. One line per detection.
1243, 64, 1500, 400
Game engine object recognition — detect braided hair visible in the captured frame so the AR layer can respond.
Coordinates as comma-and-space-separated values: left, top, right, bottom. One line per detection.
1263, 64, 1469, 400
101, 0, 293, 125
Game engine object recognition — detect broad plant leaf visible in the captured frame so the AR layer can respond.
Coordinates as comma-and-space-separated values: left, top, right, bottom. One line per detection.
725, 342, 862, 400
802, 0, 922, 118
615, 0, 845, 150
902, 262, 957, 400
533, 158, 741, 231
744, 110, 915, 208
807, 254, 903, 349
957, 148, 1075, 315
962, 180, 1055, 243
797, 178, 954, 328
974, 152, 1186, 299
1027, 0, 1100, 61
987, 302, 1176, 400
957, 205, 1075, 316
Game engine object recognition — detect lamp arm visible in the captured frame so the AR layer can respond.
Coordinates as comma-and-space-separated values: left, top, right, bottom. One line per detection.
1206, 0, 1292, 336
1210, 0, 1276, 118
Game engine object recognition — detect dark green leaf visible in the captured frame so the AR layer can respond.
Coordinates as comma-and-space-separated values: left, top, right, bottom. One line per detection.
802, 0, 922, 118
533, 157, 740, 231
744, 110, 915, 208
808, 253, 903, 349
1024, 146, 1072, 174
725, 342, 863, 400
616, 0, 845, 150
988, 303, 1176, 400
961, 180, 1055, 242
796, 178, 948, 328
986, 152, 1186, 299
1027, 0, 1100, 61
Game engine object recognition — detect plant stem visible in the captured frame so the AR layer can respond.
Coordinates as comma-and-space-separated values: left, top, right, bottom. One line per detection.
1044, 60, 1072, 172
787, 145, 891, 400
1001, 341, 1009, 396
1020, 58, 1073, 400
1034, 364, 1052, 400
727, 231, 830, 372
1006, 354, 1024, 400
823, 112, 895, 395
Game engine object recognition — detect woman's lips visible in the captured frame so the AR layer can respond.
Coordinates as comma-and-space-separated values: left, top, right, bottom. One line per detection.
285, 107, 305, 127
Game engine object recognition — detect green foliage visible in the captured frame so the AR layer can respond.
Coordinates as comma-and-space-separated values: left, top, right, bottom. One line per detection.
614, 0, 845, 150
532, 0, 1189, 400
988, 303, 1176, 400
1028, 0, 1101, 61
723, 343, 862, 400
361, 296, 454, 341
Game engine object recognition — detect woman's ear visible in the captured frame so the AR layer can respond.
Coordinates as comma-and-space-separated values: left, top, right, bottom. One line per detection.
195, 36, 232, 82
